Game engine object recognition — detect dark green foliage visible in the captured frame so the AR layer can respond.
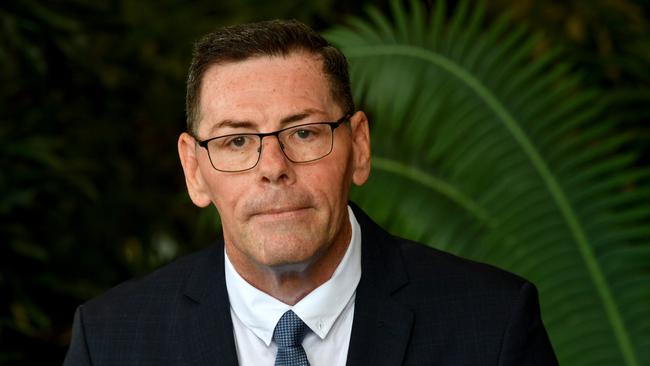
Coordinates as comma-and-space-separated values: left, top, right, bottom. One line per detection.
327, 1, 649, 365
1, 1, 204, 362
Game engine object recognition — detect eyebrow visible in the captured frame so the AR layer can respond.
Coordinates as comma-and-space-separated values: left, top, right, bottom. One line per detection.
278, 111, 317, 125
211, 120, 255, 131
208, 108, 326, 135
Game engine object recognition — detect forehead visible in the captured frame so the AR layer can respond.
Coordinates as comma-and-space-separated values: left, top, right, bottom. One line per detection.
197, 52, 338, 134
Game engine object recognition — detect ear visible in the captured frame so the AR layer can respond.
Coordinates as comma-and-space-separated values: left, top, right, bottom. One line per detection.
349, 111, 371, 186
178, 132, 212, 207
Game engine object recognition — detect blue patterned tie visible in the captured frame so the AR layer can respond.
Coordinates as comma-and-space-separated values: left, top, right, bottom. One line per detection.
273, 310, 310, 366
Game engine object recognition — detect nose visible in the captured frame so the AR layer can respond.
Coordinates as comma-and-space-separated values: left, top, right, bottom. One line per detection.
256, 135, 293, 184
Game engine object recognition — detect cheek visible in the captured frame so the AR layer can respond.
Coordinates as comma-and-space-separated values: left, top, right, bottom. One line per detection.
303, 155, 353, 203
200, 168, 241, 217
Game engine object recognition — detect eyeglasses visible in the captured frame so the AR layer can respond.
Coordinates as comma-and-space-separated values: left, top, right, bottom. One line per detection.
195, 114, 351, 172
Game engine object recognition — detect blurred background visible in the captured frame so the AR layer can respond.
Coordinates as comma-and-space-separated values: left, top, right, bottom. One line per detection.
1, 0, 648, 364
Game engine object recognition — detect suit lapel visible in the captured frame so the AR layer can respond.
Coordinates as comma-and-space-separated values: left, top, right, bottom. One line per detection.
181, 244, 239, 366
346, 205, 414, 366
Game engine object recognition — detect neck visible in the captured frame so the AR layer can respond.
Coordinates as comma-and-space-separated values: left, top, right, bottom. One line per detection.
227, 222, 351, 305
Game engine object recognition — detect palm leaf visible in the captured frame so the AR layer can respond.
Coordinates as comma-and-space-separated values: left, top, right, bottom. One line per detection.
326, 1, 650, 365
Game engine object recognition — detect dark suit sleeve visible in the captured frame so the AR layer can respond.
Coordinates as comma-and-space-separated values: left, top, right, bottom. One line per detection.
63, 306, 93, 366
498, 282, 558, 365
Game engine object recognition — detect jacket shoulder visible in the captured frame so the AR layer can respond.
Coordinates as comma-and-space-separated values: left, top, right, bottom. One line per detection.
397, 238, 526, 291
81, 245, 219, 320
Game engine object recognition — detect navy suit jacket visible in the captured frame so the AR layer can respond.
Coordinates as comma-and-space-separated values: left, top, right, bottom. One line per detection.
64, 204, 558, 365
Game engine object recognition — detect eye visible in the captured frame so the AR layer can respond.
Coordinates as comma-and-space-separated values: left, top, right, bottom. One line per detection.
296, 129, 312, 139
290, 125, 324, 141
231, 136, 247, 147
220, 135, 254, 149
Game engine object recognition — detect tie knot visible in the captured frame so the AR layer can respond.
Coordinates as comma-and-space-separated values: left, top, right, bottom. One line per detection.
273, 310, 308, 348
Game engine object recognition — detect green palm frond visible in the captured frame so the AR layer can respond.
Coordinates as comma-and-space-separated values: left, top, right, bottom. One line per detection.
326, 1, 650, 365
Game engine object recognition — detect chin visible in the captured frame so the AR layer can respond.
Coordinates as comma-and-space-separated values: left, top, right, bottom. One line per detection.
258, 238, 325, 269
265, 245, 319, 265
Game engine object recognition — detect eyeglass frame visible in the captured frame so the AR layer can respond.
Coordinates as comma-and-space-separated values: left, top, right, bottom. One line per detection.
193, 113, 352, 172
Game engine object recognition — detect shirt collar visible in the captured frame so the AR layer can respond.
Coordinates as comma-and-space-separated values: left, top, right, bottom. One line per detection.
225, 205, 362, 346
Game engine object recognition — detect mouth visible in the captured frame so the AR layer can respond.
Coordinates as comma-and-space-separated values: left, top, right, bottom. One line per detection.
250, 206, 312, 220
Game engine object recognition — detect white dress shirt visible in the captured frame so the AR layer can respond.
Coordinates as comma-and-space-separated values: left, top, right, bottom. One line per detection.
225, 206, 362, 366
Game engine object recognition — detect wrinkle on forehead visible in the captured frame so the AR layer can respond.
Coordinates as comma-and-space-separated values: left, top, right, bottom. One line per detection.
196, 52, 339, 136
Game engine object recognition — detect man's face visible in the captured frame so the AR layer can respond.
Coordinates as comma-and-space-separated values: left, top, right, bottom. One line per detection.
178, 52, 370, 273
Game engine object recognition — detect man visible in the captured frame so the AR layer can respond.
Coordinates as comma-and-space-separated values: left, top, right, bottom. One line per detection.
64, 20, 557, 365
